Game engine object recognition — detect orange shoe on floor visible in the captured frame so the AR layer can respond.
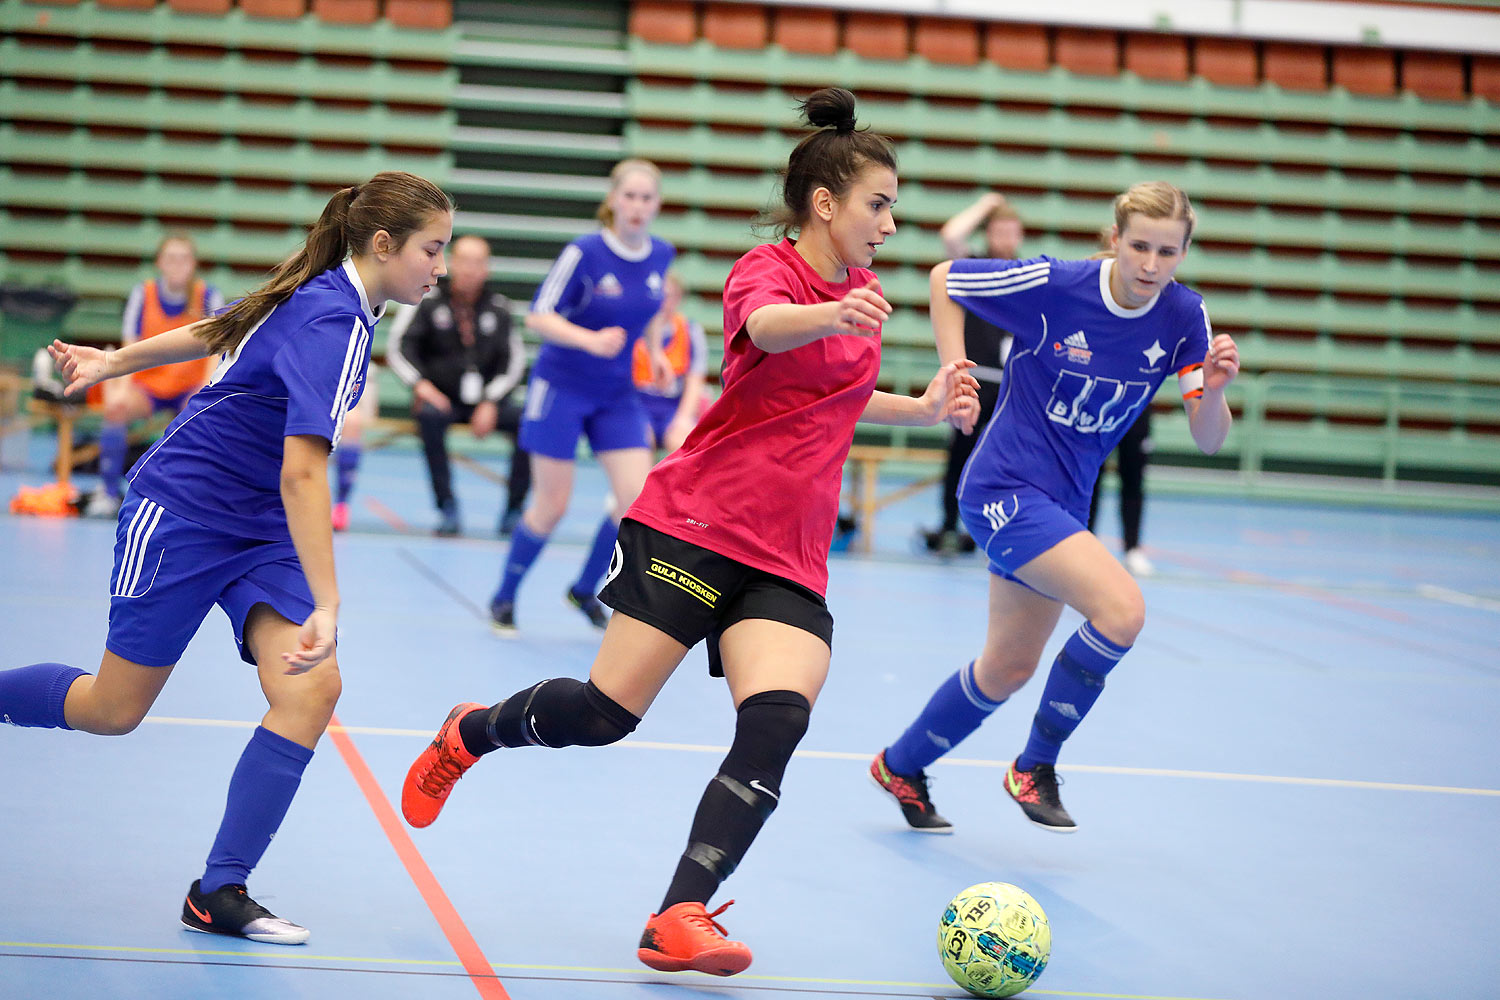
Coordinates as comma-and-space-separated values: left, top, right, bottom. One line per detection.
402, 702, 486, 828
637, 900, 752, 976
331, 501, 350, 532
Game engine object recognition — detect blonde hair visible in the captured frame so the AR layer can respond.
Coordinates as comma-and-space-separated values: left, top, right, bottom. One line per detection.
197, 171, 452, 355
1112, 181, 1196, 243
596, 158, 662, 228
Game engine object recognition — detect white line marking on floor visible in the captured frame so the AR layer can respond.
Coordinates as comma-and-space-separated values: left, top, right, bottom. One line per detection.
141, 717, 1500, 797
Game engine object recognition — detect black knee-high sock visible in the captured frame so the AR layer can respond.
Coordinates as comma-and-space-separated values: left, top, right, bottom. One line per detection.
660, 690, 811, 912
457, 678, 638, 757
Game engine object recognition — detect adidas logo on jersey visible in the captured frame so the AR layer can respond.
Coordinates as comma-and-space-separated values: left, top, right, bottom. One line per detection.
597, 273, 623, 297
1054, 329, 1094, 365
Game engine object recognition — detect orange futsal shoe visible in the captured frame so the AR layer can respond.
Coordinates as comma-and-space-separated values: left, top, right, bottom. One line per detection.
402, 702, 486, 828
637, 900, 753, 976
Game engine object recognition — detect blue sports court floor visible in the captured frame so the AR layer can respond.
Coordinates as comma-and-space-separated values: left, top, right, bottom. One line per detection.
2, 431, 1498, 1000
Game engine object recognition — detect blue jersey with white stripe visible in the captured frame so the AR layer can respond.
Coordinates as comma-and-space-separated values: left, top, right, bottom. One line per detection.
951, 255, 1211, 515
128, 261, 381, 540
529, 230, 675, 393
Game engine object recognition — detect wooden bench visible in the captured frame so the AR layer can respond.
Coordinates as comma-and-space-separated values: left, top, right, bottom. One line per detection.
842, 444, 947, 554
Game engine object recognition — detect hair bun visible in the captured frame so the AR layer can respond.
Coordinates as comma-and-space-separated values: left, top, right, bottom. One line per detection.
799, 87, 859, 134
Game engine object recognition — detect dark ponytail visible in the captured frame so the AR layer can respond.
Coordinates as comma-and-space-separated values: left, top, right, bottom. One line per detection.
197, 171, 453, 355
759, 87, 896, 240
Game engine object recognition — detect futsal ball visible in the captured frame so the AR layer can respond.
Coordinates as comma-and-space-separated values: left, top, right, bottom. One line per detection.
938, 881, 1051, 998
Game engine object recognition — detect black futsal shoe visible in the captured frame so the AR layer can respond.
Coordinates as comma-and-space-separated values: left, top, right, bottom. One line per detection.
489, 599, 518, 636
1004, 761, 1078, 833
181, 880, 309, 945
566, 587, 609, 629
869, 750, 954, 833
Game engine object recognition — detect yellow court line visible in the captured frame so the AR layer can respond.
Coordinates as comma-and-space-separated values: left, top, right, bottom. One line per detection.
0, 941, 1233, 999
141, 717, 1500, 798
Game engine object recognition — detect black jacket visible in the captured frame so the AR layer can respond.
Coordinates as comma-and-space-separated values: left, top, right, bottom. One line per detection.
385, 280, 525, 405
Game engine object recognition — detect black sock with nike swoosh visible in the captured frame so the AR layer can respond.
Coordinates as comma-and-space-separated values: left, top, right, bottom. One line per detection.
659, 690, 811, 911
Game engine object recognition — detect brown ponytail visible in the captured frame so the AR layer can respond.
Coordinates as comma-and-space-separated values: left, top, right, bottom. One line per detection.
197, 171, 453, 355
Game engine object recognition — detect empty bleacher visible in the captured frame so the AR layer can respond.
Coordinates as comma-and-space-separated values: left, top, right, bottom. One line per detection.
621, 1, 1500, 485
2, 0, 1497, 492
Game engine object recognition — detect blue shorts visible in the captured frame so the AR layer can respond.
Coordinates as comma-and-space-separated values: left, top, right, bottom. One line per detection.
106, 491, 316, 667
639, 392, 680, 446
958, 482, 1087, 589
518, 376, 649, 460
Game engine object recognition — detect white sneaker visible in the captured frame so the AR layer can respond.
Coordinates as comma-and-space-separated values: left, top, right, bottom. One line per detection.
1123, 548, 1155, 576
83, 490, 121, 519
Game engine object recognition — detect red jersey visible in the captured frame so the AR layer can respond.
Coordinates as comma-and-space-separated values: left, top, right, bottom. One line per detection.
626, 240, 881, 596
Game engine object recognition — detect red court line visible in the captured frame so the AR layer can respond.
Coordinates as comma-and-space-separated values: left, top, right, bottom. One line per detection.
364, 496, 411, 533
326, 713, 510, 1000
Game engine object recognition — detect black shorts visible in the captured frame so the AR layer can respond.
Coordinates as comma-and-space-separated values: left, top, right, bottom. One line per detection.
599, 518, 834, 677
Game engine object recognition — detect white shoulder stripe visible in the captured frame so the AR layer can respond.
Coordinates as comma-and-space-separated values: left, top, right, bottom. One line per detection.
948, 260, 1051, 285
533, 244, 584, 315
950, 275, 1051, 298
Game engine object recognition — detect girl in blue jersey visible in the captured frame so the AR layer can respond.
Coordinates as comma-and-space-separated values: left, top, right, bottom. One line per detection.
489, 158, 675, 634
0, 171, 453, 942
871, 181, 1240, 833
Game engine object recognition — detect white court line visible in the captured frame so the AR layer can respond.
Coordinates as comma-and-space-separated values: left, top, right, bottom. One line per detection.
142, 716, 1500, 798
1418, 583, 1500, 614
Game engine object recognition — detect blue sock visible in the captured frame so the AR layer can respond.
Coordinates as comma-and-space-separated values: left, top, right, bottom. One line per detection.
98, 424, 128, 497
336, 445, 361, 503
0, 662, 87, 729
1016, 622, 1130, 771
884, 661, 1004, 775
201, 726, 314, 894
572, 516, 619, 597
493, 520, 548, 605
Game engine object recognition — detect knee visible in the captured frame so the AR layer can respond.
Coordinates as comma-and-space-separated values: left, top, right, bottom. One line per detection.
1094, 589, 1146, 646
573, 680, 639, 746
102, 402, 129, 425
287, 661, 343, 723
973, 650, 1038, 700
730, 690, 811, 779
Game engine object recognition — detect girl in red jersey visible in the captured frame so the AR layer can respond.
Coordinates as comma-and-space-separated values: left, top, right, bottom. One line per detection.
399, 88, 978, 976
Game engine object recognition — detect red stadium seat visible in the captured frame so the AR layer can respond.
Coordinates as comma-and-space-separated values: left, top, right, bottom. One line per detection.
385, 0, 451, 30
1124, 32, 1189, 82
1333, 47, 1396, 96
239, 0, 307, 18
1470, 55, 1500, 102
773, 7, 837, 56
1402, 51, 1465, 102
630, 1, 697, 46
703, 4, 769, 51
1264, 41, 1329, 91
985, 22, 1049, 72
844, 12, 911, 62
311, 0, 377, 24
1055, 27, 1119, 77
168, 0, 233, 13
914, 17, 980, 67
1193, 37, 1257, 88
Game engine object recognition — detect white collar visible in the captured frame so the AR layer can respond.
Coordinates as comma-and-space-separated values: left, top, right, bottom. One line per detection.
342, 259, 386, 325
600, 227, 653, 262
1098, 258, 1161, 319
